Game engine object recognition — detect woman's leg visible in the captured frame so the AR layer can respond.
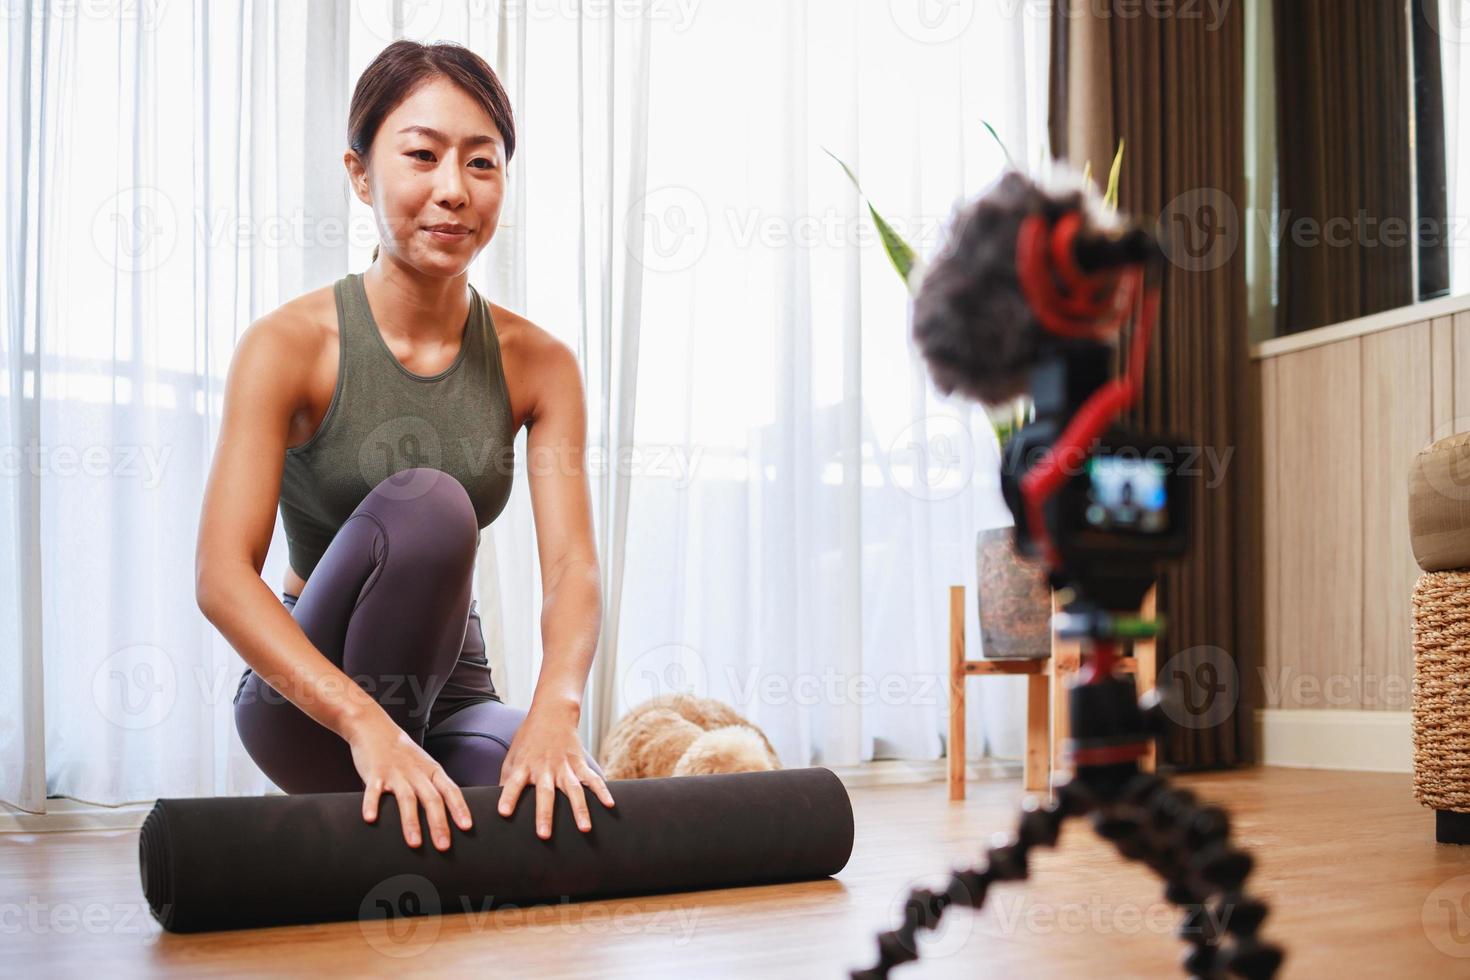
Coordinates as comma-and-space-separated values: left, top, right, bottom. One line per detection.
233, 467, 478, 793
424, 701, 606, 787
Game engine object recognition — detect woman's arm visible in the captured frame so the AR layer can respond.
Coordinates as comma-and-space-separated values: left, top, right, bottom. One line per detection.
196, 309, 471, 851
495, 332, 616, 838
195, 312, 381, 736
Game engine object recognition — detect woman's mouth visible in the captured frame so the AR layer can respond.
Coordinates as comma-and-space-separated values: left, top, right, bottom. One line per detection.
423, 224, 472, 242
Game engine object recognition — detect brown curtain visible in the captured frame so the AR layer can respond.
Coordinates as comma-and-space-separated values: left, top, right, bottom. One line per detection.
1052, 2, 1254, 769
1273, 0, 1413, 333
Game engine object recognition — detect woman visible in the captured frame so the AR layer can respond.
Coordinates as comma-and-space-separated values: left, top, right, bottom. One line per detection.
195, 40, 614, 852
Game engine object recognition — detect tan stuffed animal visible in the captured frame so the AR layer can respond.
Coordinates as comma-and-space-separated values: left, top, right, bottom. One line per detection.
600, 693, 782, 779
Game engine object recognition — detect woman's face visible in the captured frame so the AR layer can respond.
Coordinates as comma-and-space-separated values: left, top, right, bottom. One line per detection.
346, 75, 506, 277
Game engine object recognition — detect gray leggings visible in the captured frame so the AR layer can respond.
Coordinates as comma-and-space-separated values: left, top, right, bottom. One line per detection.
233, 467, 602, 793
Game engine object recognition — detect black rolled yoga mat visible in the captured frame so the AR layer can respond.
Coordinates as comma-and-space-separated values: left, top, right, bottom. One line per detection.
139, 766, 854, 933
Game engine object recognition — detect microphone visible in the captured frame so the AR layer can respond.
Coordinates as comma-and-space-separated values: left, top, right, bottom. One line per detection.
909, 170, 1159, 407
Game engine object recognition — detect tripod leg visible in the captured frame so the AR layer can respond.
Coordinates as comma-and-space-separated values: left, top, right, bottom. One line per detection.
1093, 772, 1285, 980
849, 780, 1093, 980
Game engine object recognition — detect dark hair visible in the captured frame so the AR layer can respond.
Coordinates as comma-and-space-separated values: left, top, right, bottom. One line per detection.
349, 39, 516, 166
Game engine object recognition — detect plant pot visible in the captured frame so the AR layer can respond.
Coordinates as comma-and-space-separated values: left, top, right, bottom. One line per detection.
976, 527, 1052, 660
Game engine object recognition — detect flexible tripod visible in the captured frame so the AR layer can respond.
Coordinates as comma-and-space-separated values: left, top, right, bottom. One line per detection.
850, 601, 1285, 980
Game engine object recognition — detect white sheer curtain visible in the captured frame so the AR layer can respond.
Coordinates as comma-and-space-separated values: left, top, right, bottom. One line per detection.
1, 0, 1050, 814
1439, 1, 1470, 296
597, 0, 1051, 766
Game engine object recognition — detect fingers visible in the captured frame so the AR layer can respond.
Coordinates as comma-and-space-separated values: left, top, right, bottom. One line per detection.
363, 778, 384, 823
560, 770, 592, 833
576, 760, 616, 810
433, 768, 474, 832
498, 766, 528, 820
413, 770, 453, 852
534, 772, 556, 839
390, 781, 423, 848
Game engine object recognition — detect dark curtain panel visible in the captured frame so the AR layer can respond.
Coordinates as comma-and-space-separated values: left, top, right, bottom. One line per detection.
1414, 0, 1450, 301
1055, 3, 1254, 769
1273, 0, 1413, 333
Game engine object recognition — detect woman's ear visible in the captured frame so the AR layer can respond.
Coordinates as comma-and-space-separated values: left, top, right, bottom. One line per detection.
343, 150, 371, 206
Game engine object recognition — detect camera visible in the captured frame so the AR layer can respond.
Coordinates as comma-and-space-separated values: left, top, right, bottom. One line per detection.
999, 339, 1190, 615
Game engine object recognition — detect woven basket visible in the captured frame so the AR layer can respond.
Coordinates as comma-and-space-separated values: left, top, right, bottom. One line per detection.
1413, 569, 1470, 811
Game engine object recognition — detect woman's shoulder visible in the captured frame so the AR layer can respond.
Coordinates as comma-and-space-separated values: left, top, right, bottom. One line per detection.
240, 284, 339, 362
486, 300, 575, 369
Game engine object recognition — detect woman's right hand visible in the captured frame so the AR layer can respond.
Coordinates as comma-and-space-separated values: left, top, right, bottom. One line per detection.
346, 710, 474, 851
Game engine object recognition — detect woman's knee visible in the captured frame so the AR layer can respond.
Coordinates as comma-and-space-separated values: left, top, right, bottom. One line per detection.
357, 467, 478, 570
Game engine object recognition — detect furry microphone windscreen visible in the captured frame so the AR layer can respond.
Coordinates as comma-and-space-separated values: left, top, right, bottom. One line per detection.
909, 169, 1124, 407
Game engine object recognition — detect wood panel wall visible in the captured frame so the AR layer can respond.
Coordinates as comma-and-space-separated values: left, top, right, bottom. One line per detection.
1257, 315, 1464, 712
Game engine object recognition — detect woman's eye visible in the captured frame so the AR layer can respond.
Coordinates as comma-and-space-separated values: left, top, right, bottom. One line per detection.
469, 158, 496, 171
409, 149, 435, 162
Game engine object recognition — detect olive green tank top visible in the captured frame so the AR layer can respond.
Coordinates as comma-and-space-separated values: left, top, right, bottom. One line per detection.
278, 273, 516, 580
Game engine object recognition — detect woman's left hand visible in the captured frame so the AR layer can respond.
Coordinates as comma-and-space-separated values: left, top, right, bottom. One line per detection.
496, 703, 615, 839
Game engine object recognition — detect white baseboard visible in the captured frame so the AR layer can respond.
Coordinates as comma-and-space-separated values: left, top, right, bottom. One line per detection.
0, 760, 1023, 834
1256, 708, 1412, 773
828, 758, 1021, 789
0, 797, 160, 834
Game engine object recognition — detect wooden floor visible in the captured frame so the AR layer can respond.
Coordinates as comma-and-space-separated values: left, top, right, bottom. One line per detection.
1, 767, 1465, 978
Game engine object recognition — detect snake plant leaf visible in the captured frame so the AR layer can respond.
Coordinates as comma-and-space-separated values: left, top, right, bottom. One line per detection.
981, 120, 1017, 170
1103, 139, 1125, 211
824, 146, 924, 293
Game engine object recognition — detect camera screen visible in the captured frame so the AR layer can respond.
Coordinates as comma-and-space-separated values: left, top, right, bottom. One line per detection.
1085, 456, 1168, 534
